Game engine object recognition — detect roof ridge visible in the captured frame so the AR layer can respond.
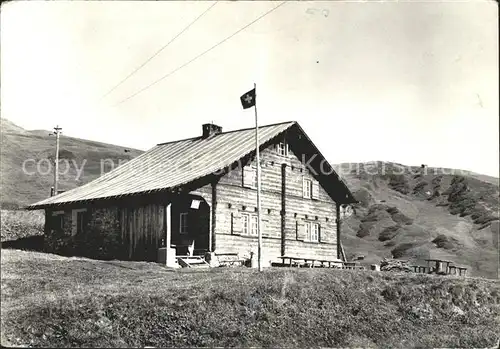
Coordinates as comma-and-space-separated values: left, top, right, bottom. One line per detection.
156, 121, 296, 146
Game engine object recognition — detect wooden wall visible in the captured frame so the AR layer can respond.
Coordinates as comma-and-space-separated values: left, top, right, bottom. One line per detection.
215, 140, 339, 263
119, 204, 165, 261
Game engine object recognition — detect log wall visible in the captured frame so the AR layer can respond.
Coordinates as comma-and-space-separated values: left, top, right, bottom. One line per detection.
215, 142, 339, 263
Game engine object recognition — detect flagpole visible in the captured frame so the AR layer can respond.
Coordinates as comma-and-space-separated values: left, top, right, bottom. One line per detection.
254, 82, 263, 272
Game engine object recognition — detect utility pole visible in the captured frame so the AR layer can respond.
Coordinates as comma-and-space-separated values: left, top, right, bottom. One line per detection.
49, 125, 62, 196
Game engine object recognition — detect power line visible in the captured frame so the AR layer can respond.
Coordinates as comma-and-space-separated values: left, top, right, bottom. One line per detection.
113, 1, 287, 107
99, 1, 218, 101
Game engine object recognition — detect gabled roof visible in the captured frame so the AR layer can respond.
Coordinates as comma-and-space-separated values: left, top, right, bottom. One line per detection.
27, 121, 356, 209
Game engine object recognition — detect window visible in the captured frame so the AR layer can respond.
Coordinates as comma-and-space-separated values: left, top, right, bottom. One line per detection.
242, 213, 250, 235
303, 178, 312, 198
305, 221, 311, 240
76, 211, 86, 234
303, 177, 320, 199
306, 222, 320, 242
72, 209, 88, 235
180, 213, 188, 234
240, 213, 261, 236
312, 222, 320, 242
251, 216, 258, 236
243, 166, 257, 189
52, 211, 64, 231
55, 215, 64, 231
276, 142, 288, 157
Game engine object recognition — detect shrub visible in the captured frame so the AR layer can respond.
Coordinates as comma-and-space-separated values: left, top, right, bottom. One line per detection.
391, 243, 417, 258
353, 188, 374, 208
478, 222, 492, 231
413, 181, 428, 193
474, 215, 499, 225
356, 223, 373, 238
391, 212, 414, 226
379, 226, 401, 242
432, 175, 443, 185
368, 204, 391, 214
432, 234, 456, 250
388, 174, 411, 195
1, 210, 44, 242
386, 206, 399, 215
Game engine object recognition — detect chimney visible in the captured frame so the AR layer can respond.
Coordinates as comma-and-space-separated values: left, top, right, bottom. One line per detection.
202, 123, 222, 139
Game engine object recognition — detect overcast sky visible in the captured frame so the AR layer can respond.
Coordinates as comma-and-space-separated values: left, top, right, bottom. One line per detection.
1, 1, 498, 176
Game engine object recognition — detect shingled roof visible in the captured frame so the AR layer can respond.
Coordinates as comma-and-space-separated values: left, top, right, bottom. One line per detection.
27, 121, 356, 209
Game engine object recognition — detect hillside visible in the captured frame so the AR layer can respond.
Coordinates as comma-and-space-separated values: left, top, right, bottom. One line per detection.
338, 162, 499, 279
0, 118, 144, 208
1, 249, 499, 348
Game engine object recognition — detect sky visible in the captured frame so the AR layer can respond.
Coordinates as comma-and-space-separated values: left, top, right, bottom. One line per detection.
1, 0, 498, 177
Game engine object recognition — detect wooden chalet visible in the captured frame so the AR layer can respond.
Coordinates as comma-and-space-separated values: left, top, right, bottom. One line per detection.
27, 122, 356, 267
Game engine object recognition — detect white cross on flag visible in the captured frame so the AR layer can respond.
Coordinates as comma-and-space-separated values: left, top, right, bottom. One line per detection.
240, 88, 256, 109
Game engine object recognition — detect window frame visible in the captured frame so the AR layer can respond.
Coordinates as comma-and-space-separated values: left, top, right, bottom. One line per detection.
240, 213, 260, 236
276, 142, 289, 157
52, 211, 65, 231
241, 213, 250, 235
304, 221, 320, 242
76, 211, 86, 235
250, 215, 259, 236
179, 212, 189, 234
303, 178, 312, 199
243, 166, 258, 189
311, 222, 320, 242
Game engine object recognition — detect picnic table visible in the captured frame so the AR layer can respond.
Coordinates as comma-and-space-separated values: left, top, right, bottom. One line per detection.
457, 266, 468, 277
277, 256, 343, 268
425, 259, 453, 274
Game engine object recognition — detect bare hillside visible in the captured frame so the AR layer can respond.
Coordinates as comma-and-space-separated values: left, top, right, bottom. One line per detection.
0, 118, 144, 208
338, 162, 499, 279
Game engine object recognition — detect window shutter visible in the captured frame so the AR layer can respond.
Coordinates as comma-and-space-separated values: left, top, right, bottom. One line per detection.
242, 167, 248, 187
261, 218, 269, 237
318, 224, 326, 243
286, 143, 289, 156
232, 211, 242, 235
243, 166, 256, 188
302, 176, 307, 197
312, 180, 320, 199
296, 219, 306, 241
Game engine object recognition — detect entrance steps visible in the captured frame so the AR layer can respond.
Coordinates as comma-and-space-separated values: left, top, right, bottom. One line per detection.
176, 255, 211, 268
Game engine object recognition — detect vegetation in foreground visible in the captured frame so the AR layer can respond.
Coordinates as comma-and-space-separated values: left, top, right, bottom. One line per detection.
1, 249, 499, 348
0, 209, 44, 242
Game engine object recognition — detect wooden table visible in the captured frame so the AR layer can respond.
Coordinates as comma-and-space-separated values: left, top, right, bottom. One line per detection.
457, 267, 468, 277
277, 256, 342, 268
425, 259, 453, 274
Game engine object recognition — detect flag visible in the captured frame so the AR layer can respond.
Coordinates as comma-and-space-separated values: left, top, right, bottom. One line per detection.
240, 88, 256, 109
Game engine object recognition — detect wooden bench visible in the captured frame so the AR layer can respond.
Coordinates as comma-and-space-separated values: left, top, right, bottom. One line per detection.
215, 252, 246, 267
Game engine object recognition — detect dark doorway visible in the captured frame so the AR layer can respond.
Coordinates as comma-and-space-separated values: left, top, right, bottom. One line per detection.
171, 196, 210, 256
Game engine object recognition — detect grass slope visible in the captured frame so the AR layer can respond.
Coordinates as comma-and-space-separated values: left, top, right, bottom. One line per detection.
0, 118, 143, 208
339, 162, 499, 279
1, 249, 499, 348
